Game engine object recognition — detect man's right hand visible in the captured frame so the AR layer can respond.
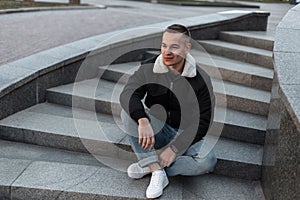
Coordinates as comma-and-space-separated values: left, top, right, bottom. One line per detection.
138, 118, 155, 150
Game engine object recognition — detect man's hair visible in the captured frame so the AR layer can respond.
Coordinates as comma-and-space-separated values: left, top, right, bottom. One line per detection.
165, 24, 191, 38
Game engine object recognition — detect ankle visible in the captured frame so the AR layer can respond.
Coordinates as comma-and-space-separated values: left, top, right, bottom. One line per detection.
148, 163, 161, 172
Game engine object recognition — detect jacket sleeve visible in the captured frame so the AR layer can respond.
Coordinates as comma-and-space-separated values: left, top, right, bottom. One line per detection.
119, 65, 148, 123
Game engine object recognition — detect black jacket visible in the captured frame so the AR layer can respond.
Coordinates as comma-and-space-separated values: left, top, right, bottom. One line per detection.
120, 55, 215, 154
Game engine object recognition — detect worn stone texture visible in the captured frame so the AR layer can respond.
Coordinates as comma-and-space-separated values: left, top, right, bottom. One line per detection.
0, 79, 37, 120
10, 161, 181, 200
182, 174, 264, 200
262, 100, 299, 200
0, 158, 32, 199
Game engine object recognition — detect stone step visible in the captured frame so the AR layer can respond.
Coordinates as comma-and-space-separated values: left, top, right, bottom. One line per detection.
213, 78, 270, 116
97, 68, 271, 116
98, 61, 141, 84
192, 50, 274, 91
0, 139, 105, 168
198, 40, 273, 69
1, 156, 264, 199
0, 103, 263, 180
99, 53, 274, 92
219, 31, 274, 51
46, 78, 268, 144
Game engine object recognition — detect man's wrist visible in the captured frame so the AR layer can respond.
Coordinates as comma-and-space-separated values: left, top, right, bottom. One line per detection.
138, 117, 150, 127
169, 144, 179, 155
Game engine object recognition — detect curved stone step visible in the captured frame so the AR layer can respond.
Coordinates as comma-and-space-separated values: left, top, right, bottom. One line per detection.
219, 31, 274, 51
97, 68, 271, 116
1, 156, 264, 199
191, 50, 273, 91
198, 40, 273, 69
45, 79, 267, 144
106, 53, 274, 92
0, 103, 263, 180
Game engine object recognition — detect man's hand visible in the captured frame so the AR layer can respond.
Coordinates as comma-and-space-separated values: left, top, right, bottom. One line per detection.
138, 118, 155, 150
159, 147, 176, 168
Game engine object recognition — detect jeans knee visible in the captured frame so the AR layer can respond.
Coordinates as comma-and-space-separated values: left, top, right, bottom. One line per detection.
121, 109, 138, 135
201, 151, 217, 171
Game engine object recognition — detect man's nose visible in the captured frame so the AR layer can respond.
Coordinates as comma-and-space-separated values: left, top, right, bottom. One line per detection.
165, 48, 172, 54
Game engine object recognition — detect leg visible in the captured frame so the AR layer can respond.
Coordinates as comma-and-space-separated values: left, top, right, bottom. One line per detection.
121, 110, 176, 198
121, 110, 177, 167
165, 140, 217, 176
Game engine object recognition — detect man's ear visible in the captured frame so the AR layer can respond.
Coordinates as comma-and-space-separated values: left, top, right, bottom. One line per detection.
185, 42, 191, 53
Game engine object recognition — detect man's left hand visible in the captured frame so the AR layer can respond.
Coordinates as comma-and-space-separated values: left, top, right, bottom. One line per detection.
159, 147, 176, 168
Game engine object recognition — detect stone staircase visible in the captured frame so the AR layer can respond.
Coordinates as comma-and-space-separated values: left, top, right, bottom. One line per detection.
0, 30, 273, 199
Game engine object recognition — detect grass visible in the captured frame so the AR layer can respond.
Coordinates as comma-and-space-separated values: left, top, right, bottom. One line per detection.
0, 0, 86, 10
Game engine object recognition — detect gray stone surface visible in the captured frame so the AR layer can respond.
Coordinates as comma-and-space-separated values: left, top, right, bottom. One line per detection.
27, 102, 119, 124
37, 66, 65, 103
287, 97, 300, 125
274, 28, 300, 53
262, 99, 299, 200
0, 103, 127, 157
49, 71, 268, 143
0, 101, 263, 180
214, 137, 263, 165
0, 64, 35, 97
108, 62, 272, 115
193, 49, 274, 91
219, 31, 274, 51
263, 4, 300, 199
278, 9, 300, 29
0, 79, 37, 120
46, 78, 123, 115
0, 158, 31, 199
1, 158, 265, 199
38, 45, 88, 66
0, 139, 104, 167
52, 71, 271, 116
110, 49, 273, 91
198, 40, 273, 69
274, 52, 300, 85
6, 51, 63, 76
10, 161, 181, 199
218, 106, 267, 131
281, 85, 300, 98
182, 174, 264, 200
213, 78, 271, 116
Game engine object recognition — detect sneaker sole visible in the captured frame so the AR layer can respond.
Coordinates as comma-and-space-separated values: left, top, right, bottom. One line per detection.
128, 172, 151, 179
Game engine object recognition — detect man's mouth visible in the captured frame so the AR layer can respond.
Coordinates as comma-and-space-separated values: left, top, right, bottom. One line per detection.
163, 56, 173, 61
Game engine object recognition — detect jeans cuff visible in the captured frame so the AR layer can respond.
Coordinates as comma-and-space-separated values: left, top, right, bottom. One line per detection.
138, 155, 159, 168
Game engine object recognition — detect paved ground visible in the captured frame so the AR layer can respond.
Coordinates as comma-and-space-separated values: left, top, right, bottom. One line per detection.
0, 0, 294, 66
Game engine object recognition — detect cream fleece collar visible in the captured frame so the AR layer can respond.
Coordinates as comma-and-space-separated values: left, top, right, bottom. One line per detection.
153, 53, 197, 78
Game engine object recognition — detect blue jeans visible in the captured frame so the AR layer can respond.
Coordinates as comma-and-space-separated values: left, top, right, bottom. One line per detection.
121, 110, 217, 176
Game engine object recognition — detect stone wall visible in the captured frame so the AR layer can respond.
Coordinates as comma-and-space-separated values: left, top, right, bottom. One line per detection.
262, 4, 300, 200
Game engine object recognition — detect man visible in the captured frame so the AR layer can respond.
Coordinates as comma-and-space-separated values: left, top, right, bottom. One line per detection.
120, 24, 217, 199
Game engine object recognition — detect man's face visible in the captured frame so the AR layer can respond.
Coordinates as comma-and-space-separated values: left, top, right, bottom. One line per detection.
161, 31, 191, 71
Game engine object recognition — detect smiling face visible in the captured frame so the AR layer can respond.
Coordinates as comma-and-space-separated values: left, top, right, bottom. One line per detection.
161, 31, 191, 73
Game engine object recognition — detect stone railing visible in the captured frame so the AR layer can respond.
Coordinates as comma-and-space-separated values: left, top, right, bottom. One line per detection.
261, 4, 300, 200
0, 11, 269, 120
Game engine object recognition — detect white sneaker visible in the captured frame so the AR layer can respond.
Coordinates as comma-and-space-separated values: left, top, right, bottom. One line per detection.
127, 163, 151, 179
146, 170, 169, 199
